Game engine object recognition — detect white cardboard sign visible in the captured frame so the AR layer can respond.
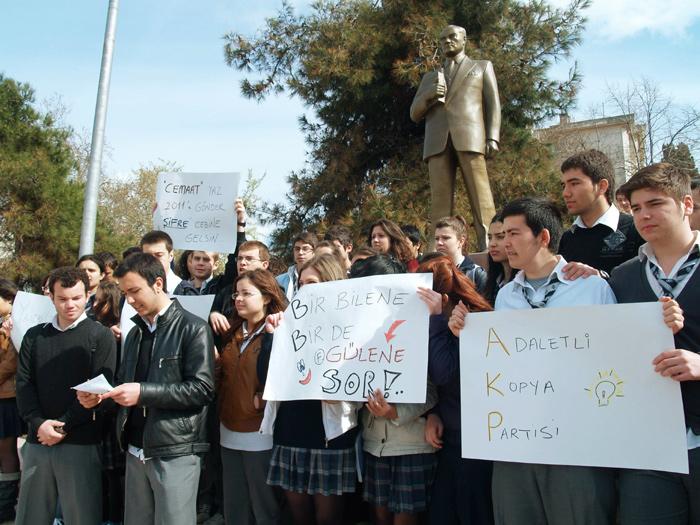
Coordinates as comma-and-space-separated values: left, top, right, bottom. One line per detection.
153, 172, 240, 252
263, 273, 432, 402
10, 291, 55, 350
460, 302, 688, 473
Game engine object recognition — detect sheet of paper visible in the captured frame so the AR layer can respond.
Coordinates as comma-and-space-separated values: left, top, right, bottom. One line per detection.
72, 374, 113, 395
10, 291, 55, 350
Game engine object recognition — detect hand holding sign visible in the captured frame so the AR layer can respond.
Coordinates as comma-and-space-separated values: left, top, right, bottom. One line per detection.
153, 172, 240, 252
365, 388, 398, 420
660, 296, 684, 334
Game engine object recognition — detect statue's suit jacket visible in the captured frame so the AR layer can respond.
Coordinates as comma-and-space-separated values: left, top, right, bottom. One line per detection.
410, 58, 501, 160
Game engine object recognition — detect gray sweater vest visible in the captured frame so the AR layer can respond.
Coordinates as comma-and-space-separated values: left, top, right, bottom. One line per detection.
610, 257, 700, 432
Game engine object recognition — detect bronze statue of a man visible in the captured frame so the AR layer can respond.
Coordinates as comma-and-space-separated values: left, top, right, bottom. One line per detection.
410, 25, 501, 251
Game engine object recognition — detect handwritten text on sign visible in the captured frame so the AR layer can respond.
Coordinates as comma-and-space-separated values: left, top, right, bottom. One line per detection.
153, 172, 240, 251
460, 303, 688, 473
263, 273, 432, 402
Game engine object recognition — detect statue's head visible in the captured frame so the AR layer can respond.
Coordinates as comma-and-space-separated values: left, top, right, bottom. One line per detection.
439, 25, 467, 58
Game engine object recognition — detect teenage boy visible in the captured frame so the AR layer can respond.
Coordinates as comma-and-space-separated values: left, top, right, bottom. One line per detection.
401, 223, 423, 259
277, 231, 318, 299
434, 216, 487, 293
16, 267, 116, 525
450, 197, 617, 524
559, 149, 643, 278
324, 225, 354, 270
140, 230, 197, 296
691, 177, 700, 231
80, 253, 215, 525
188, 251, 219, 293
610, 163, 700, 524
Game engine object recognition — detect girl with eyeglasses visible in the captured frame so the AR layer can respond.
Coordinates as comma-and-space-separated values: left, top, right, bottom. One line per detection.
217, 269, 287, 524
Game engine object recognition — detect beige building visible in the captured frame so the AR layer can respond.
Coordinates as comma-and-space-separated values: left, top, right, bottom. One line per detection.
535, 114, 645, 187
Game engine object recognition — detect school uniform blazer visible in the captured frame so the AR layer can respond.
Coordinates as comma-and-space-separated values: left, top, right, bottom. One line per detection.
410, 57, 501, 159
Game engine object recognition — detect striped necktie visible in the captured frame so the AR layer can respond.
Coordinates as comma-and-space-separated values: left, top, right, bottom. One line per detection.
649, 248, 700, 298
523, 275, 561, 309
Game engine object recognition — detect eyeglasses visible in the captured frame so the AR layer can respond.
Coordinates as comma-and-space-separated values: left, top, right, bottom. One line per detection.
232, 291, 262, 300
293, 246, 313, 254
236, 256, 262, 263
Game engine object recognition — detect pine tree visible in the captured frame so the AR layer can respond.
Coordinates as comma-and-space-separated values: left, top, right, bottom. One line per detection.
224, 0, 589, 252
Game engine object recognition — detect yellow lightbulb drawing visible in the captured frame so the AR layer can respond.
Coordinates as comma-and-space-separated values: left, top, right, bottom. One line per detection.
585, 370, 624, 407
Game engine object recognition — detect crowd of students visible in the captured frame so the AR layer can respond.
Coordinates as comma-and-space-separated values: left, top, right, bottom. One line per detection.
0, 150, 699, 525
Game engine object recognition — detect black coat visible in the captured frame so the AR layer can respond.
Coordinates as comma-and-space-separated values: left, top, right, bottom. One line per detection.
116, 300, 215, 458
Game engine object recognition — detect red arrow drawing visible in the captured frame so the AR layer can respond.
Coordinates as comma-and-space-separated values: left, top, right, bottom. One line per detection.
384, 320, 406, 343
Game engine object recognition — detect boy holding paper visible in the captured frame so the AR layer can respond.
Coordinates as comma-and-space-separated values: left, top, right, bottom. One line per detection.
15, 267, 116, 525
610, 163, 700, 524
450, 197, 619, 524
80, 252, 215, 525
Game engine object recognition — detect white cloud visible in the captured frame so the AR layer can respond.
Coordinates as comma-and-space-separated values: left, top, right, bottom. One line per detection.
549, 0, 700, 40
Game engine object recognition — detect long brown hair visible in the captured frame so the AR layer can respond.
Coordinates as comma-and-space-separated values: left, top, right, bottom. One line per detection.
367, 219, 414, 264
226, 269, 288, 338
417, 253, 492, 312
93, 281, 121, 327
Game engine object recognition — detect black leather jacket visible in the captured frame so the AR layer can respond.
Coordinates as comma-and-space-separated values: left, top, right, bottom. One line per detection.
116, 300, 215, 458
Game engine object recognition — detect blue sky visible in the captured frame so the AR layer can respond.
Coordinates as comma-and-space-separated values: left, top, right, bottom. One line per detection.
2, 1, 699, 217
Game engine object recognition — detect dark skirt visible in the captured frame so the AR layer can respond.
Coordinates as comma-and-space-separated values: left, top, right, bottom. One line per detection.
363, 452, 437, 513
0, 397, 25, 438
267, 445, 357, 496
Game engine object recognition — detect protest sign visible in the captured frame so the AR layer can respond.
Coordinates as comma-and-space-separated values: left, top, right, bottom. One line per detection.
263, 273, 432, 403
460, 302, 688, 473
120, 295, 215, 348
153, 172, 240, 252
10, 291, 55, 350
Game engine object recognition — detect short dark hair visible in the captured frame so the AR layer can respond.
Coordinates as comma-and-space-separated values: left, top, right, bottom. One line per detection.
501, 197, 563, 253
349, 254, 406, 278
620, 163, 691, 204
122, 246, 141, 259
561, 149, 615, 204
96, 251, 119, 271
140, 230, 174, 252
114, 253, 168, 293
293, 231, 318, 249
0, 279, 18, 302
76, 254, 106, 274
324, 225, 353, 249
400, 224, 422, 247
48, 267, 90, 295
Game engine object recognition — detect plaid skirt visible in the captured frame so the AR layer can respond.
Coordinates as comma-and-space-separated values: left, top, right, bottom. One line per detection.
267, 445, 357, 496
363, 452, 438, 513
